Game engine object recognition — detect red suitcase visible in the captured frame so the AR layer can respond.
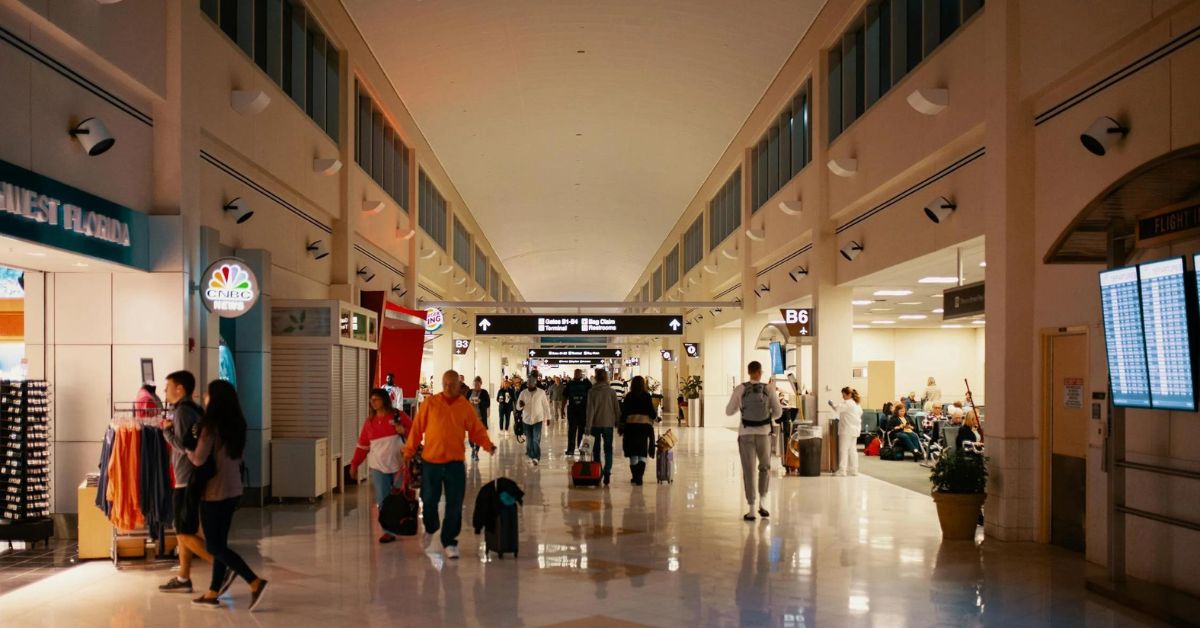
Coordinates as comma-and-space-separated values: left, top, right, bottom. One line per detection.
571, 460, 602, 486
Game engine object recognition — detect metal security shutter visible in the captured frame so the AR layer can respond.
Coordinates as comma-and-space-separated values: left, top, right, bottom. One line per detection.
329, 346, 342, 461
341, 347, 359, 465
272, 345, 332, 439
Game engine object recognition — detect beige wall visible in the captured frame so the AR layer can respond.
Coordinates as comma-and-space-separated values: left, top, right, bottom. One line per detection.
852, 327, 985, 405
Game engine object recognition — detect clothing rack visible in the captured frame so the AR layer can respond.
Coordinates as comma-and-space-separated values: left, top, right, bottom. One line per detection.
99, 403, 176, 569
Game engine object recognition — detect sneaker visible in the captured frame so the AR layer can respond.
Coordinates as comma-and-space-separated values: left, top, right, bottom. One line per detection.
217, 569, 237, 597
444, 545, 460, 560
421, 533, 433, 549
471, 451, 479, 461
379, 534, 396, 544
758, 507, 770, 518
248, 580, 269, 612
159, 577, 192, 593
532, 459, 539, 467
833, 471, 847, 477
191, 595, 220, 609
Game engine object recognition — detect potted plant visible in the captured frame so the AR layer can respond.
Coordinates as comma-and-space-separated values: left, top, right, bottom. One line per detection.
679, 375, 703, 400
929, 451, 987, 541
647, 377, 664, 410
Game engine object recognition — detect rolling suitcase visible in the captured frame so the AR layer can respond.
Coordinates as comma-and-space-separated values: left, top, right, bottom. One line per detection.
656, 449, 674, 483
486, 503, 520, 558
571, 436, 602, 487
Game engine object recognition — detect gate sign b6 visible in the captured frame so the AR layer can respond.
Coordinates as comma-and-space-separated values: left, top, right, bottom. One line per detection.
780, 308, 814, 337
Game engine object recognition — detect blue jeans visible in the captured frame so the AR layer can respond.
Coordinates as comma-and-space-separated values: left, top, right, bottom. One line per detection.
421, 461, 466, 548
525, 422, 543, 460
371, 468, 397, 534
591, 427, 614, 476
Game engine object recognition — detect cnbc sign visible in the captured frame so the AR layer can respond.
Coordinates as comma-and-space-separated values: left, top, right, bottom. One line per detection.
201, 258, 260, 317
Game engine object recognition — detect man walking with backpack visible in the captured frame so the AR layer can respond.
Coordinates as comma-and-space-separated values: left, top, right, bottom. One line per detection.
563, 369, 592, 456
725, 361, 783, 521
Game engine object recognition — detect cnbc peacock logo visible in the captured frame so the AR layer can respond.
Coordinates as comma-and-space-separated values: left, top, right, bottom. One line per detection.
201, 258, 260, 317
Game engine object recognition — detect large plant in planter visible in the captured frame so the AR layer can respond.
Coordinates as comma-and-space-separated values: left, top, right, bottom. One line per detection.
680, 375, 703, 400
929, 451, 988, 541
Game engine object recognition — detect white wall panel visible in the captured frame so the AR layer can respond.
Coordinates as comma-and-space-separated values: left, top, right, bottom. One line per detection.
52, 344, 111, 442
54, 273, 111, 345
112, 273, 185, 345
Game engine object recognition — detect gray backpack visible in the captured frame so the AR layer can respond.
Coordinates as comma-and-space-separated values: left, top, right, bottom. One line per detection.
740, 382, 772, 427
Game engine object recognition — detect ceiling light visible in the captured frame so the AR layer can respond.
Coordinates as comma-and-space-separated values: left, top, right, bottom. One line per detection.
873, 290, 912, 296
853, 324, 869, 329
899, 301, 921, 305
899, 314, 927, 320
907, 87, 949, 115
932, 308, 944, 313
1080, 116, 1128, 156
73, 262, 89, 267
941, 324, 963, 329
930, 294, 943, 298
69, 117, 115, 156
972, 320, 986, 325
852, 300, 873, 306
869, 308, 893, 312
840, 241, 863, 261
305, 240, 329, 260
223, 198, 254, 223
918, 276, 960, 284
923, 196, 956, 224
230, 89, 270, 115
871, 320, 895, 325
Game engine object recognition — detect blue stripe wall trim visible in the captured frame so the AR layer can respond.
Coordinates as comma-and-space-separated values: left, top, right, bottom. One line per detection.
1034, 22, 1200, 126
354, 243, 405, 278
758, 243, 814, 277
0, 25, 152, 127
199, 150, 332, 234
835, 147, 986, 235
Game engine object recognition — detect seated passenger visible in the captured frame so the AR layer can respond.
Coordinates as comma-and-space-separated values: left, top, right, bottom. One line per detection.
948, 402, 965, 425
877, 402, 895, 438
886, 403, 923, 461
957, 410, 983, 455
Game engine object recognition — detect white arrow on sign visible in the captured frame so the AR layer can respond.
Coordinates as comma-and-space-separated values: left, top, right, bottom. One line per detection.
479, 318, 492, 331
668, 319, 681, 330
616, 349, 623, 357
528, 349, 535, 357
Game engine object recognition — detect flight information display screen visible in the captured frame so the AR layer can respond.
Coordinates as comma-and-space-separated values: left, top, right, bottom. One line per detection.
1099, 266, 1151, 408
1139, 257, 1195, 411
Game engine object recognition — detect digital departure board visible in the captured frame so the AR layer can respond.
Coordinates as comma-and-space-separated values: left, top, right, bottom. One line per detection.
1139, 258, 1196, 411
1099, 266, 1151, 408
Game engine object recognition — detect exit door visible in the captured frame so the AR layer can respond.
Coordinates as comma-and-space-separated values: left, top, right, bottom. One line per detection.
1047, 332, 1088, 552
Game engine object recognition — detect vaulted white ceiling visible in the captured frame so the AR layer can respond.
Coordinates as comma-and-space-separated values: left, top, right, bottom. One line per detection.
343, 0, 826, 301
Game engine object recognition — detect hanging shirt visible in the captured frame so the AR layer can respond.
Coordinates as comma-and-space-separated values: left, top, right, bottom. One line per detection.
106, 426, 145, 531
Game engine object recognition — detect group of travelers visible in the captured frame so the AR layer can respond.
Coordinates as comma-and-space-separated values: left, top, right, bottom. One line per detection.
156, 371, 269, 612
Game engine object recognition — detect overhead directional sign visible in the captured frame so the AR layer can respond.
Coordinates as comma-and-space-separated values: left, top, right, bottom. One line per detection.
538, 358, 606, 366
528, 348, 623, 359
475, 315, 684, 336
683, 342, 701, 358
780, 308, 815, 337
661, 350, 675, 361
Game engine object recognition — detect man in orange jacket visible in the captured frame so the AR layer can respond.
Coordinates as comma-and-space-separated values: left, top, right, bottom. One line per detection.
403, 369, 496, 559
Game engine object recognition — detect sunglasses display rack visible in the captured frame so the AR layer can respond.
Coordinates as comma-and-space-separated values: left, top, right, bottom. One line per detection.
0, 380, 53, 548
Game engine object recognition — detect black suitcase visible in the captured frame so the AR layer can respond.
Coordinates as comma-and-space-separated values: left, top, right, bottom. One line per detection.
486, 504, 519, 558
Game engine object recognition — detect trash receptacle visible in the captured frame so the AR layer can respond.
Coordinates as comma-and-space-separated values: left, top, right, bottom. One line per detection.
791, 423, 823, 477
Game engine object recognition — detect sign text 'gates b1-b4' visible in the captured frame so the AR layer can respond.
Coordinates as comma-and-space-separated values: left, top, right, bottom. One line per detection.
475, 315, 684, 336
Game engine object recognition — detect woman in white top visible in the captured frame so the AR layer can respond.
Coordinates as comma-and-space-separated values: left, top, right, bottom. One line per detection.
923, 377, 942, 405
828, 387, 864, 476
517, 378, 551, 466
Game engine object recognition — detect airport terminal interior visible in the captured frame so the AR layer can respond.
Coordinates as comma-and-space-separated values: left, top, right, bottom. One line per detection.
0, 0, 1198, 626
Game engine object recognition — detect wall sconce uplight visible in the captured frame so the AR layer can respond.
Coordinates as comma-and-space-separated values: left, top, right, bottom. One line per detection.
306, 240, 329, 260
923, 196, 957, 224
827, 157, 858, 177
314, 158, 342, 176
778, 200, 803, 216
907, 87, 949, 115
231, 89, 271, 116
69, 117, 115, 156
223, 197, 254, 224
362, 200, 386, 215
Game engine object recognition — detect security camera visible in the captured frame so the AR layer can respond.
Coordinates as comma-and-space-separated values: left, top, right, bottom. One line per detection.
357, 267, 375, 283
69, 117, 115, 156
223, 198, 254, 224
306, 240, 330, 260
840, 241, 864, 261
923, 197, 956, 224
788, 265, 808, 282
1080, 116, 1128, 156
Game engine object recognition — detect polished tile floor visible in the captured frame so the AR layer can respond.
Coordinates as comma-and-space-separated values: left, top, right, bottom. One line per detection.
0, 423, 1159, 627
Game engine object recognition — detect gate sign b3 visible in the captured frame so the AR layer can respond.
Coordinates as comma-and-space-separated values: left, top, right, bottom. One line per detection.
780, 308, 814, 337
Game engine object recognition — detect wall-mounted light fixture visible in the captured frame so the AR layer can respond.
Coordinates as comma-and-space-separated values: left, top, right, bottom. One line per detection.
231, 89, 271, 115
702, 264, 718, 274
440, 264, 454, 274
362, 200, 386, 215
396, 227, 416, 241
313, 158, 342, 176
306, 240, 329, 260
223, 198, 254, 224
753, 283, 771, 298
923, 196, 956, 224
1080, 116, 1128, 156
356, 266, 375, 283
745, 226, 766, 241
907, 87, 949, 115
454, 275, 467, 285
391, 284, 407, 299
827, 157, 857, 177
840, 240, 864, 261
69, 117, 115, 156
419, 247, 437, 260
722, 246, 739, 260
788, 265, 808, 282
778, 199, 803, 216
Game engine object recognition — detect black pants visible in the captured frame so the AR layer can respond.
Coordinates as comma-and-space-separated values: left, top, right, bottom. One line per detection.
499, 406, 512, 431
567, 414, 586, 454
200, 497, 259, 593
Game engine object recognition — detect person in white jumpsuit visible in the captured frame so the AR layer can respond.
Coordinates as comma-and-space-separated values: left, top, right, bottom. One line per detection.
829, 387, 863, 476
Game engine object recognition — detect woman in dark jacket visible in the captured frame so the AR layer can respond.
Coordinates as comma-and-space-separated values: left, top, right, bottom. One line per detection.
619, 376, 657, 485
